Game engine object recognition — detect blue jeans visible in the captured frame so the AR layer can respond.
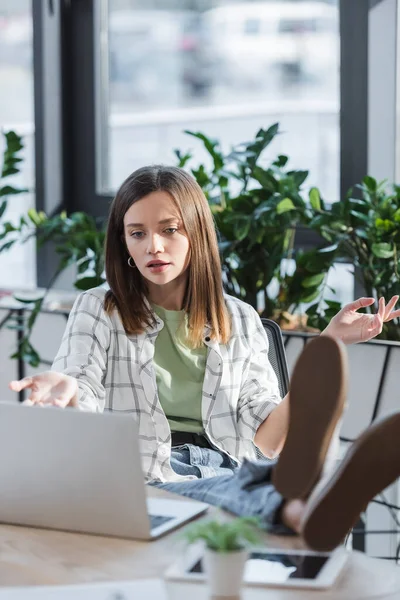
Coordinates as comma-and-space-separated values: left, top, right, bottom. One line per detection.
151, 444, 292, 535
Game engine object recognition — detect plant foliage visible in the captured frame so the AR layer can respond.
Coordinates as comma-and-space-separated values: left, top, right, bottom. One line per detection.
184, 517, 261, 552
0, 133, 106, 365
176, 125, 334, 322
307, 177, 400, 339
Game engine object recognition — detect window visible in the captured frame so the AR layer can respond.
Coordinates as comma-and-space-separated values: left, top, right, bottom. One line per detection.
244, 19, 261, 35
97, 0, 340, 204
0, 0, 35, 289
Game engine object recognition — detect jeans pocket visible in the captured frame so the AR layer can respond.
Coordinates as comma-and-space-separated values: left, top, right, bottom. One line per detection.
171, 443, 189, 451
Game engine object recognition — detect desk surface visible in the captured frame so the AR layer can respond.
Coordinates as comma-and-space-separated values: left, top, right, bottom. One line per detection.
0, 487, 399, 599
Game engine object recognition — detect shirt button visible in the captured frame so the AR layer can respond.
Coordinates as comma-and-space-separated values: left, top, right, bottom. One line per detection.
160, 447, 167, 456
205, 336, 210, 342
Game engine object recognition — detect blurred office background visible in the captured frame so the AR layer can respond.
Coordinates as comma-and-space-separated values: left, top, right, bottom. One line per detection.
0, 0, 397, 302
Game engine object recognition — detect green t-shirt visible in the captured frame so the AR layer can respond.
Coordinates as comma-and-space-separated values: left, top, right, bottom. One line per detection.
152, 304, 207, 434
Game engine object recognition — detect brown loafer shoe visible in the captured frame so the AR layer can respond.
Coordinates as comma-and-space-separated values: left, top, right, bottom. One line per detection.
301, 411, 400, 551
272, 335, 348, 500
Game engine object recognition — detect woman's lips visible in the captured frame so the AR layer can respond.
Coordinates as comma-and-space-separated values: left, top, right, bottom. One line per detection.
147, 263, 171, 273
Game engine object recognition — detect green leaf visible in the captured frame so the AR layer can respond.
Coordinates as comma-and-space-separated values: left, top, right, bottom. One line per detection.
13, 295, 43, 304
288, 170, 308, 188
325, 299, 342, 310
371, 242, 394, 259
191, 164, 210, 189
272, 154, 288, 168
10, 341, 41, 368
375, 218, 395, 232
300, 288, 321, 303
0, 199, 7, 219
184, 131, 224, 172
183, 517, 261, 552
318, 243, 339, 254
305, 303, 320, 316
301, 272, 325, 288
0, 240, 16, 253
77, 257, 92, 274
348, 197, 368, 208
74, 276, 104, 290
174, 148, 192, 168
0, 185, 27, 197
309, 187, 321, 211
233, 217, 251, 241
354, 228, 369, 239
27, 208, 43, 226
276, 198, 296, 214
349, 210, 370, 224
252, 166, 278, 192
363, 176, 377, 191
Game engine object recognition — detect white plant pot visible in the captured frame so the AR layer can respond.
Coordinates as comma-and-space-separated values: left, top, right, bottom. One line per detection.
202, 547, 248, 597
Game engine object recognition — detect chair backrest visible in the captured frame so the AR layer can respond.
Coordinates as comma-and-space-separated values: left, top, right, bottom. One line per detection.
261, 318, 290, 398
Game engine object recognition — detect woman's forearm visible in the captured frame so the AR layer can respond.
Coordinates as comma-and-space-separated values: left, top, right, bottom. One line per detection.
254, 394, 290, 459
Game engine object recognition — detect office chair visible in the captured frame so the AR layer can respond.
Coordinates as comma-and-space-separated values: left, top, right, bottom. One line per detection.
261, 318, 290, 398
254, 318, 289, 461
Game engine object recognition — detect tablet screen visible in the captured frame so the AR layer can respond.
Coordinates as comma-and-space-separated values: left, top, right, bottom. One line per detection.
188, 551, 330, 583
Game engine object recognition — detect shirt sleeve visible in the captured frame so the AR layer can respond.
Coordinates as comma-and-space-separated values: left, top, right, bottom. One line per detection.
52, 291, 111, 412
237, 307, 282, 442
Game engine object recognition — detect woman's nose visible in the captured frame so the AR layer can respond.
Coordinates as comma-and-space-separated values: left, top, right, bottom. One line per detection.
147, 234, 164, 254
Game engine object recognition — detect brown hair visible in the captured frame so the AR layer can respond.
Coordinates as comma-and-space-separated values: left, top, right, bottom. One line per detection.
104, 165, 230, 346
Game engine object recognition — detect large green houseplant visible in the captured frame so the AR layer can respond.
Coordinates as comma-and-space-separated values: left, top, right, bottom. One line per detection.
1, 124, 334, 366
0, 209, 106, 366
176, 124, 337, 325
2, 123, 399, 368
307, 179, 400, 340
0, 131, 106, 365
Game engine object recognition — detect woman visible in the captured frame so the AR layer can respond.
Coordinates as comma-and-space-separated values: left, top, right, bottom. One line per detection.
9, 165, 400, 550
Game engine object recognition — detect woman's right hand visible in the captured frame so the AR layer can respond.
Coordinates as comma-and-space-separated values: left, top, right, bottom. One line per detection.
9, 372, 78, 408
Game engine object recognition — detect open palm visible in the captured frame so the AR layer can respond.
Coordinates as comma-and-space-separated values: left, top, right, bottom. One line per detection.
9, 371, 78, 407
323, 296, 400, 345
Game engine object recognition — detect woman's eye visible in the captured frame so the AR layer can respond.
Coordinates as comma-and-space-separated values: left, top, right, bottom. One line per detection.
130, 231, 144, 239
165, 228, 177, 234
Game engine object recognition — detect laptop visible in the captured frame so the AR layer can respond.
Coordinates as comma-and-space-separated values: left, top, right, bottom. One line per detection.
0, 402, 208, 540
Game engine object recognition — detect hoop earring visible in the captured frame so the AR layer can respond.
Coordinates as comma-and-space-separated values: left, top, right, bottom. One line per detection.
127, 257, 137, 269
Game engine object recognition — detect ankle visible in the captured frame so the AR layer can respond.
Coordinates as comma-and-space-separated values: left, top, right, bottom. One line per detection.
281, 499, 307, 533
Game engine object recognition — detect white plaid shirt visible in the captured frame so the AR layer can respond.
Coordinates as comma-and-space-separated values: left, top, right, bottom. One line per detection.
52, 287, 281, 483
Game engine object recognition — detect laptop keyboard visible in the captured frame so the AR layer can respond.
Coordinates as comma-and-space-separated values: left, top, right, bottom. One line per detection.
149, 514, 174, 530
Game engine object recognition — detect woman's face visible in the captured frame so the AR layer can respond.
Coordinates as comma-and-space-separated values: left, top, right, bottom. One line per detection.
123, 190, 190, 289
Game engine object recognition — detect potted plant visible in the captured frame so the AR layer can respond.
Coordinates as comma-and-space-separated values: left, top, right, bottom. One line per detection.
307, 177, 400, 340
176, 125, 335, 327
0, 124, 332, 367
0, 131, 106, 365
183, 517, 260, 597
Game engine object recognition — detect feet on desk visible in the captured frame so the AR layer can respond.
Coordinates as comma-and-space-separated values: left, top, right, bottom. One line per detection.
273, 335, 348, 500
273, 336, 400, 551
300, 411, 400, 551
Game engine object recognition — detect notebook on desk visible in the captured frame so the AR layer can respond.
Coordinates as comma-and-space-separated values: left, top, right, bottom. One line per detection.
0, 402, 207, 540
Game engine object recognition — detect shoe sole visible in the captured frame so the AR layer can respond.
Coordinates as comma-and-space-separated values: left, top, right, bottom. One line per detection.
302, 412, 400, 551
272, 335, 347, 500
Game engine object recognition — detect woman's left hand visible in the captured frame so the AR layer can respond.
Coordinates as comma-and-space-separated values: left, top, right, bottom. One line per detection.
321, 295, 400, 345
